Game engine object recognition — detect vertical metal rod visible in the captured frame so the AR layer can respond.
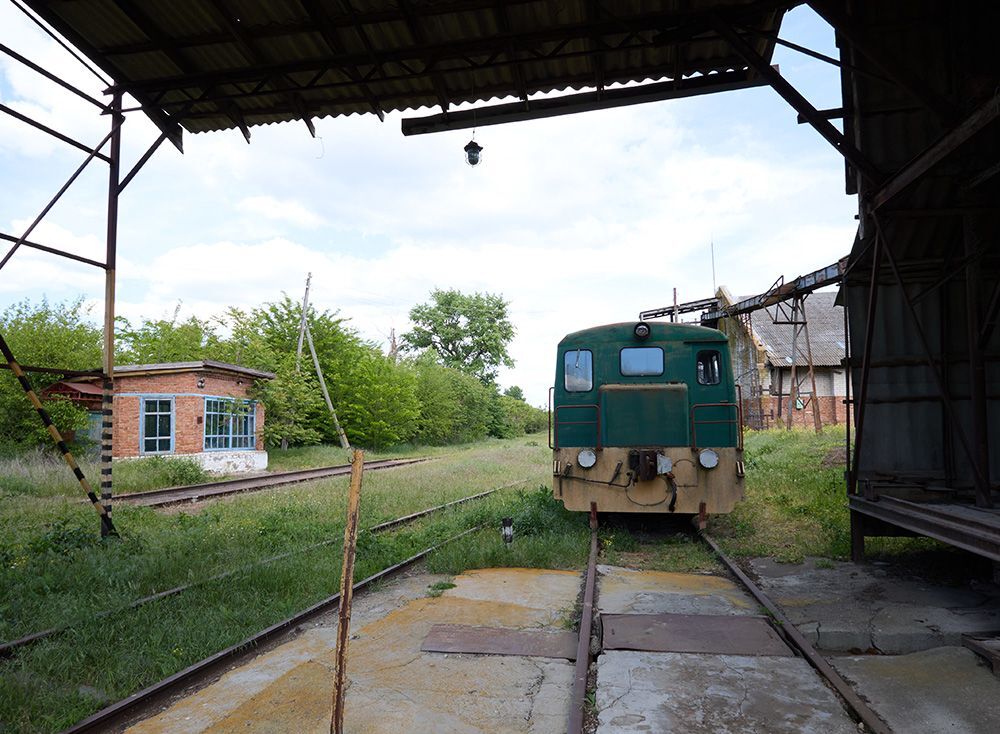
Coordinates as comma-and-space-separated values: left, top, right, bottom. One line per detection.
964, 216, 992, 507
331, 449, 364, 734
787, 300, 799, 431
800, 298, 823, 433
100, 92, 123, 535
850, 234, 882, 497
0, 126, 117, 271
843, 297, 852, 479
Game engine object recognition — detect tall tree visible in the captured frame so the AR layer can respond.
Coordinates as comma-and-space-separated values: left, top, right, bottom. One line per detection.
402, 289, 515, 384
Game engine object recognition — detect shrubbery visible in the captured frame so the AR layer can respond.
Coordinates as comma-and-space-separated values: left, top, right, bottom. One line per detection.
0, 297, 547, 455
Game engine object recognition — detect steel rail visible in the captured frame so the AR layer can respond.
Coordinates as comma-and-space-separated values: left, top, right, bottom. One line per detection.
700, 532, 892, 734
113, 457, 430, 507
568, 505, 599, 733
59, 526, 483, 734
4, 480, 527, 658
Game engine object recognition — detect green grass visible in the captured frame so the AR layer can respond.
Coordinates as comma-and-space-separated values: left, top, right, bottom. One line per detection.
0, 434, 554, 733
0, 451, 214, 498
1, 427, 966, 732
711, 427, 957, 564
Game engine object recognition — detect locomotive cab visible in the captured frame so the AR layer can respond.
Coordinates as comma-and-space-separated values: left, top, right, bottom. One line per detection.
550, 321, 745, 515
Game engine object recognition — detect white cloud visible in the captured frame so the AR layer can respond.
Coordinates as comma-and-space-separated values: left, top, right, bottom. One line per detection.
0, 6, 858, 406
236, 196, 326, 229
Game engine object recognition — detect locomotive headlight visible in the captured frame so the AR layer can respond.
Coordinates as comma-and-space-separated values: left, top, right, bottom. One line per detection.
634, 323, 651, 340
577, 449, 597, 469
699, 449, 720, 469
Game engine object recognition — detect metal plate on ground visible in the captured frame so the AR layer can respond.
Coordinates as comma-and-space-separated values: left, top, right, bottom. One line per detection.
421, 624, 578, 660
601, 613, 793, 656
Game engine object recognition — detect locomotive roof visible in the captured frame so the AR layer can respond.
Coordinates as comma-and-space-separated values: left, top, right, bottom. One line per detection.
559, 322, 726, 345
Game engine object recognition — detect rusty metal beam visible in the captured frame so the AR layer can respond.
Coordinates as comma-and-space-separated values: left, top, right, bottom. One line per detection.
0, 124, 119, 271
869, 90, 1000, 211
402, 68, 765, 134
711, 16, 880, 184
807, 0, 955, 123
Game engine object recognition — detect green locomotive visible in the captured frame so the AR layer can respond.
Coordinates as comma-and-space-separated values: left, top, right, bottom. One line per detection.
549, 321, 745, 516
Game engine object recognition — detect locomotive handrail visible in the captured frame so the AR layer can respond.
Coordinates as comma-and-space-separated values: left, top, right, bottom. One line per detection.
689, 398, 743, 451
551, 401, 601, 451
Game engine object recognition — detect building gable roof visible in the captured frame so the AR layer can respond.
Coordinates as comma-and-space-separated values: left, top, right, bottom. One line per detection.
749, 291, 845, 368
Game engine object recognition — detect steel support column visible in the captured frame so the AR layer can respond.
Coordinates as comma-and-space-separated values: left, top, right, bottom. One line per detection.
100, 92, 123, 535
965, 216, 992, 507
849, 235, 881, 500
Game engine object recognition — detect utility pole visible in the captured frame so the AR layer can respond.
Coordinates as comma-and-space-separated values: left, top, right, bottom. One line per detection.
387, 328, 399, 363
306, 323, 351, 450
296, 272, 312, 373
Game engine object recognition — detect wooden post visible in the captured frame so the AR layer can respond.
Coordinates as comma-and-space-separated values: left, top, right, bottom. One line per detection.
331, 449, 364, 734
306, 324, 351, 450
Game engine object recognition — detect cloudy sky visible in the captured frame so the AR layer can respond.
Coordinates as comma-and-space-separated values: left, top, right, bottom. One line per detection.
0, 5, 856, 405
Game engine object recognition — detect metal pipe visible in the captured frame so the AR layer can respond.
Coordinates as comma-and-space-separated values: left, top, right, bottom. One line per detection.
0, 103, 112, 161
849, 233, 881, 496
0, 125, 119, 271
0, 232, 105, 269
0, 41, 108, 109
965, 216, 992, 507
100, 92, 123, 535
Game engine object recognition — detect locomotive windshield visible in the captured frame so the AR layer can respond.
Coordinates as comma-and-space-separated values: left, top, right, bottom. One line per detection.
697, 350, 722, 385
564, 349, 593, 391
620, 347, 664, 376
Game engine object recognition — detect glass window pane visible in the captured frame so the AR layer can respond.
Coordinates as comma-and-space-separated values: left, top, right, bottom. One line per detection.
621, 347, 664, 376
144, 438, 157, 452
697, 350, 722, 385
564, 350, 593, 392
145, 414, 157, 437
158, 400, 170, 412
158, 415, 170, 436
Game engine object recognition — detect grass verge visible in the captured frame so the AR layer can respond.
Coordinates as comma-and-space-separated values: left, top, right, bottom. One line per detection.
0, 434, 552, 733
711, 427, 964, 567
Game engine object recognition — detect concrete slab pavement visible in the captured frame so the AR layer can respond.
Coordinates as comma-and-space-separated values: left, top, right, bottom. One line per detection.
125, 568, 580, 734
833, 646, 1000, 734
750, 558, 1000, 653
596, 651, 858, 734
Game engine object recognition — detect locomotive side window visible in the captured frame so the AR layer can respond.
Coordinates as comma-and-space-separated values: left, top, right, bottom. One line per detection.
697, 350, 722, 385
564, 349, 593, 392
620, 347, 664, 376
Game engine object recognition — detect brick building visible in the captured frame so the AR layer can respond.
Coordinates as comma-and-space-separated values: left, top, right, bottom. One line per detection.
46, 360, 274, 473
717, 290, 850, 429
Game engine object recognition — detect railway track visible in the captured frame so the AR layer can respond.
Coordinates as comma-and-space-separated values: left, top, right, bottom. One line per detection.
113, 457, 430, 508
566, 521, 891, 734
2, 480, 526, 661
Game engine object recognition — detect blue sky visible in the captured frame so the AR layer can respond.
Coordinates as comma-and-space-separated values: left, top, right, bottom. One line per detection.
0, 5, 856, 404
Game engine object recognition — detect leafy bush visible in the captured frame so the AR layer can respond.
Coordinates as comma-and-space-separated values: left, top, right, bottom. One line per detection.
115, 456, 210, 490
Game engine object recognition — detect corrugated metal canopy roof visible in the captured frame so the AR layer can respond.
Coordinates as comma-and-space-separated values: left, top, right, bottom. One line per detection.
24, 0, 790, 145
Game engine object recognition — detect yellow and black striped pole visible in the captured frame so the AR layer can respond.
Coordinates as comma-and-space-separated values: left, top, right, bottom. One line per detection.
0, 332, 117, 537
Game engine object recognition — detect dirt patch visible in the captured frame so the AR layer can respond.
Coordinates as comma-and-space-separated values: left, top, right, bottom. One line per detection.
821, 445, 848, 468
